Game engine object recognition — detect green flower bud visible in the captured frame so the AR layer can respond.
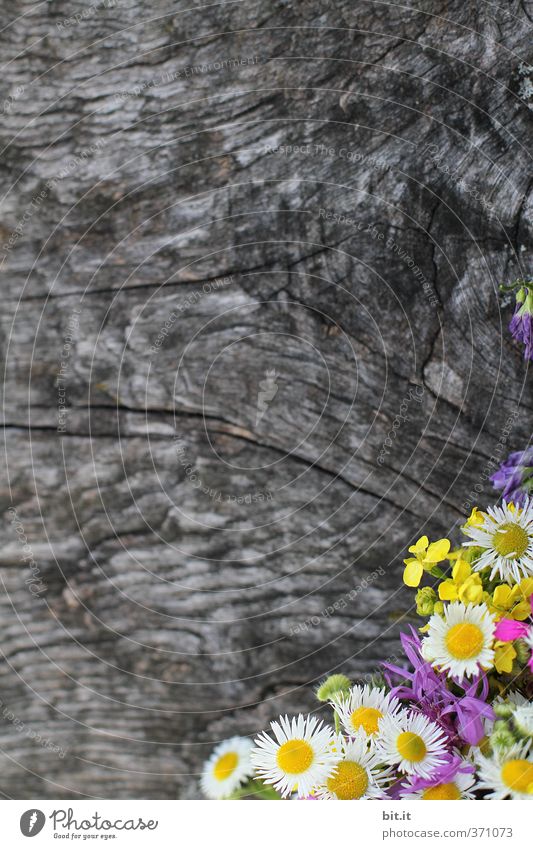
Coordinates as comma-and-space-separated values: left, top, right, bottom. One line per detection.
415, 586, 437, 616
494, 702, 515, 720
461, 546, 485, 564
514, 639, 531, 666
316, 674, 351, 703
366, 672, 387, 689
490, 721, 517, 752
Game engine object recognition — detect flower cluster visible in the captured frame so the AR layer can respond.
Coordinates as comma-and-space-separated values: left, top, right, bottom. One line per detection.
492, 446, 533, 506
200, 500, 533, 800
503, 279, 533, 361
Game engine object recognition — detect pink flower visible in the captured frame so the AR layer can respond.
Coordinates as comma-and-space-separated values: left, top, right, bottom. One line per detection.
494, 619, 530, 641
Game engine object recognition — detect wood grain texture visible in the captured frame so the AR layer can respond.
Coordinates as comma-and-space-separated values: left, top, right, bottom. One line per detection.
1, 0, 533, 798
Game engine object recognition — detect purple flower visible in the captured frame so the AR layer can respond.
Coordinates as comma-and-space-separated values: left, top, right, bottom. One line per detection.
491, 447, 533, 506
509, 287, 533, 360
383, 628, 494, 747
398, 753, 474, 796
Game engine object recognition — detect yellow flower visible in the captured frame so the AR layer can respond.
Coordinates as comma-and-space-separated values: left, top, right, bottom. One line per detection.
488, 586, 511, 621
494, 641, 517, 675
514, 577, 533, 618
488, 578, 533, 621
403, 536, 451, 588
463, 507, 485, 529
437, 559, 484, 604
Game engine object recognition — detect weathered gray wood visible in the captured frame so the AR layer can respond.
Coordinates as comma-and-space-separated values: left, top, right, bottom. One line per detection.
1, 0, 533, 798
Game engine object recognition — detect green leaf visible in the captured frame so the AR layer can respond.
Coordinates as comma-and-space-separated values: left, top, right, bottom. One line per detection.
228, 779, 282, 800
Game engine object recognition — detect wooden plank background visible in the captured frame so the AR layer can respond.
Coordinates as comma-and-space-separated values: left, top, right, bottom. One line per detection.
1, 0, 532, 798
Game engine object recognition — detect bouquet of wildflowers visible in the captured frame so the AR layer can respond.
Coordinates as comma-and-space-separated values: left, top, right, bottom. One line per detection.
201, 500, 533, 800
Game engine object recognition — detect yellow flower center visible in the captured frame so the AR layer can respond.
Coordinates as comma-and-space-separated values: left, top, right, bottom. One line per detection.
396, 731, 427, 762
350, 706, 383, 735
445, 622, 484, 660
327, 760, 369, 799
276, 739, 314, 774
213, 751, 238, 781
501, 759, 533, 794
493, 522, 529, 558
421, 782, 461, 800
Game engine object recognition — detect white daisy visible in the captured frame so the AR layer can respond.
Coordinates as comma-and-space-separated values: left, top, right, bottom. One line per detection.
251, 714, 337, 798
333, 684, 401, 738
475, 741, 533, 799
463, 500, 533, 583
513, 704, 533, 739
494, 690, 529, 708
400, 769, 475, 799
422, 601, 496, 678
376, 711, 449, 778
314, 733, 391, 800
201, 736, 254, 799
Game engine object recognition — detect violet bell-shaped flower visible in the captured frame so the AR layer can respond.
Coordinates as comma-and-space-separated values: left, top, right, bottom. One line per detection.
509, 286, 533, 361
491, 446, 533, 506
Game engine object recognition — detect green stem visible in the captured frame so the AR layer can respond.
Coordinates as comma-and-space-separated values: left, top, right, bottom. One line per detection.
428, 565, 447, 579
500, 280, 533, 293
